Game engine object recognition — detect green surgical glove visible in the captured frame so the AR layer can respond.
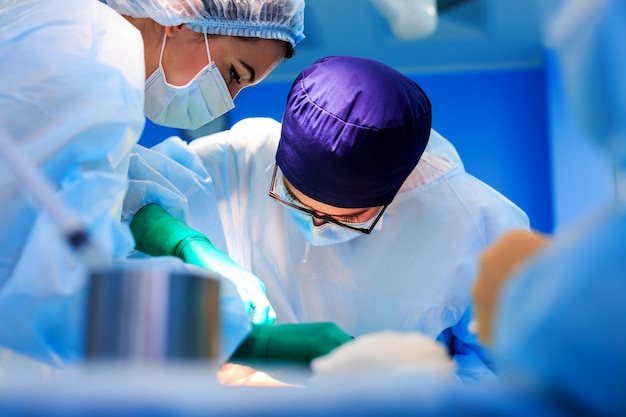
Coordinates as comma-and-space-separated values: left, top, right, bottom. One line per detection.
229, 322, 354, 365
130, 203, 276, 324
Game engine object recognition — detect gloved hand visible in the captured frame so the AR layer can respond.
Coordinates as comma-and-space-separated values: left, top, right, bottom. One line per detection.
229, 322, 354, 365
130, 203, 276, 324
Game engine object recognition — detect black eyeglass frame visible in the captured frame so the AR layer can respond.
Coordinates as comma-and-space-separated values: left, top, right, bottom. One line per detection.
268, 165, 387, 235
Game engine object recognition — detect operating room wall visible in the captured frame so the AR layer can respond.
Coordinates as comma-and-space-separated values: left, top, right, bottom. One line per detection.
544, 50, 617, 233
139, 65, 554, 233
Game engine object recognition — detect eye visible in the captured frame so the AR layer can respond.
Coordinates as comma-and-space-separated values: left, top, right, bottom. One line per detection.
335, 213, 362, 223
283, 181, 302, 204
229, 65, 241, 84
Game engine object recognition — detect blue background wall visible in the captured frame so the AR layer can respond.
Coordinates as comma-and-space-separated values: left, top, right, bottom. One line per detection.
544, 51, 616, 233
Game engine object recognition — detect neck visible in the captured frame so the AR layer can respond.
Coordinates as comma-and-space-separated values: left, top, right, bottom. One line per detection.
124, 16, 163, 80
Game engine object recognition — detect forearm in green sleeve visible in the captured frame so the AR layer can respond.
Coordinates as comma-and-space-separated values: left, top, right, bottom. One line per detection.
130, 203, 276, 325
130, 203, 210, 258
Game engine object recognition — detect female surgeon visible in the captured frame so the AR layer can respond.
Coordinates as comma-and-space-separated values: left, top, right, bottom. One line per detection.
0, 0, 304, 367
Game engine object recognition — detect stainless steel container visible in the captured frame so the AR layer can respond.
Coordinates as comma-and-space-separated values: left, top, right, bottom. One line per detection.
85, 267, 220, 363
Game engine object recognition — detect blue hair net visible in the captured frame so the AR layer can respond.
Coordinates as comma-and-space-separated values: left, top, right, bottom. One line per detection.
104, 0, 305, 47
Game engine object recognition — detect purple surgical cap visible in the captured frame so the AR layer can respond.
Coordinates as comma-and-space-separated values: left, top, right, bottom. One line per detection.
276, 55, 432, 208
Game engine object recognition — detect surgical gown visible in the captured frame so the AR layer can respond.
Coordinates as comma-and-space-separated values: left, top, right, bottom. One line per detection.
0, 0, 249, 366
491, 204, 626, 415
127, 117, 531, 382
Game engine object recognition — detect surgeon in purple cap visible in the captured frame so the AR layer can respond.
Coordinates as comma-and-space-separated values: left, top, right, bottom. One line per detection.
127, 55, 530, 383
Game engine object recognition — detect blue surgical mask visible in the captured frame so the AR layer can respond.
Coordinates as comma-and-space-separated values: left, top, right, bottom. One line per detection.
274, 176, 369, 246
288, 210, 370, 246
144, 33, 234, 130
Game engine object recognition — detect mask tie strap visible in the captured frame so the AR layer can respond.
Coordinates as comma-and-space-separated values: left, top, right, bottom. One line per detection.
204, 33, 212, 64
157, 33, 172, 85
159, 33, 167, 67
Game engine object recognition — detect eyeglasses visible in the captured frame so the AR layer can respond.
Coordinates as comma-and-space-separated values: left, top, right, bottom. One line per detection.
268, 165, 387, 235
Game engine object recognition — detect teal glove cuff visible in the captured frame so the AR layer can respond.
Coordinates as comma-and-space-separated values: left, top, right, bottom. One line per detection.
230, 323, 354, 365
130, 204, 248, 270
230, 324, 273, 361
130, 203, 211, 258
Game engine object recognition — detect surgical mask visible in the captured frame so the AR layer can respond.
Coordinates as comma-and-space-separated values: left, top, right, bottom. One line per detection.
289, 210, 371, 246
274, 175, 371, 246
144, 33, 235, 130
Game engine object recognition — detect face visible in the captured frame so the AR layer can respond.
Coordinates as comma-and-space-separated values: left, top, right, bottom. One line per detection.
207, 35, 287, 99
150, 25, 286, 99
283, 177, 382, 227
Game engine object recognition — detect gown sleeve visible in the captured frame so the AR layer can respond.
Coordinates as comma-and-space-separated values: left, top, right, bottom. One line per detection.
0, 0, 146, 366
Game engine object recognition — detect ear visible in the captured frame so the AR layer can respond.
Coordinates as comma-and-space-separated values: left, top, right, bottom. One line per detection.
164, 24, 185, 38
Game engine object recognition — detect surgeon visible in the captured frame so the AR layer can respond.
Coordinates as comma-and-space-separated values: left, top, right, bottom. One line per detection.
280, 0, 626, 411
470, 0, 626, 413
127, 55, 530, 382
180, 0, 626, 405
0, 0, 304, 366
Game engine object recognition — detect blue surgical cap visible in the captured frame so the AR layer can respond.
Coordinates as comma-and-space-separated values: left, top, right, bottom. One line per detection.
276, 56, 432, 208
104, 0, 305, 47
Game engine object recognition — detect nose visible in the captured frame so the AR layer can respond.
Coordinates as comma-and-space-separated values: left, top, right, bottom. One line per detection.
229, 83, 246, 100
312, 216, 327, 227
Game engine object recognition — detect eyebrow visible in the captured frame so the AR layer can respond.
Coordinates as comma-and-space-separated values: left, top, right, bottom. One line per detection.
239, 60, 255, 84
334, 208, 370, 219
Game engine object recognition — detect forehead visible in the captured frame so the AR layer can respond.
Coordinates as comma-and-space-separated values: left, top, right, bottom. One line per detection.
206, 36, 286, 88
212, 36, 286, 64
282, 176, 373, 216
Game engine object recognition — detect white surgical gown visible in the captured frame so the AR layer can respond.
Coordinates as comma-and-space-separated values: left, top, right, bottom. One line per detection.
127, 117, 531, 382
0, 0, 248, 366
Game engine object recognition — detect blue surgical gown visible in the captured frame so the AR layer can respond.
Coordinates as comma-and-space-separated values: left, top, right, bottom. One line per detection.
126, 117, 531, 382
492, 203, 626, 415
491, 0, 626, 411
0, 0, 249, 366
0, 0, 144, 365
